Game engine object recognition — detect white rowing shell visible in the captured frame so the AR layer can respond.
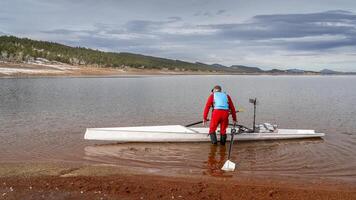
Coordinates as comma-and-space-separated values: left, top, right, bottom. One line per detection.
84, 125, 325, 142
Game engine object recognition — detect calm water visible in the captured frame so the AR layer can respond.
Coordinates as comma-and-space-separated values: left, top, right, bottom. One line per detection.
1, 75, 356, 182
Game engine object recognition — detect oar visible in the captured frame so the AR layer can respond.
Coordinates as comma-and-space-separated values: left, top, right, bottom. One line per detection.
221, 125, 238, 171
185, 120, 206, 127
185, 108, 244, 127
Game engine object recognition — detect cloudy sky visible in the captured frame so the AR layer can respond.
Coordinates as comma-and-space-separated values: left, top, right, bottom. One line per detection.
1, 0, 356, 71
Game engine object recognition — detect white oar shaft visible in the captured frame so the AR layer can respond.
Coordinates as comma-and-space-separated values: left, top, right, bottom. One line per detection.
227, 128, 235, 160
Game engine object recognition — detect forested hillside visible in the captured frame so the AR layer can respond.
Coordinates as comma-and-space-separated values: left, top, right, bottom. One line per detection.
0, 35, 232, 72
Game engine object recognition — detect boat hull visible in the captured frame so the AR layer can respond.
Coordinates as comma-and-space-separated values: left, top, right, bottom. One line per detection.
84, 125, 325, 142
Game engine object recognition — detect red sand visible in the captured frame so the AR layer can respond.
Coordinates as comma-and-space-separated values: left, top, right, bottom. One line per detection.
1, 172, 356, 200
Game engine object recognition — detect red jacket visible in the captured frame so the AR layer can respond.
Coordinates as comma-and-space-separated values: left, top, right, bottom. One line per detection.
203, 93, 237, 121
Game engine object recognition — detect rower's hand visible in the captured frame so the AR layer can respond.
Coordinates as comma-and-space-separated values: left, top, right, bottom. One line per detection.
203, 119, 207, 127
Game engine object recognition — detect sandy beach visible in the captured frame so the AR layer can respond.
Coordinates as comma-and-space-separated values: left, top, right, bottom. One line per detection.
1, 162, 355, 200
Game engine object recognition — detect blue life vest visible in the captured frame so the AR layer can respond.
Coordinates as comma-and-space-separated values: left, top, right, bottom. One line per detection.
213, 92, 229, 110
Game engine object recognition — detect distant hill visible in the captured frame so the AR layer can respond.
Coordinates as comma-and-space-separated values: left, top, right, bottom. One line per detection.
286, 68, 304, 73
230, 65, 263, 73
266, 69, 286, 73
320, 69, 341, 74
211, 63, 227, 68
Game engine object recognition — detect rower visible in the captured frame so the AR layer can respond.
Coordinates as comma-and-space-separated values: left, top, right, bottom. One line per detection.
203, 85, 237, 145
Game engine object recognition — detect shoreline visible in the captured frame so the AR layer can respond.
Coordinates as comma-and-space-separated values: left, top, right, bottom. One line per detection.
0, 62, 238, 77
1, 62, 354, 78
1, 162, 355, 199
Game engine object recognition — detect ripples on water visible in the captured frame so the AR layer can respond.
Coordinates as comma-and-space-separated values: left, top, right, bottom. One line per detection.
83, 136, 355, 182
0, 75, 356, 182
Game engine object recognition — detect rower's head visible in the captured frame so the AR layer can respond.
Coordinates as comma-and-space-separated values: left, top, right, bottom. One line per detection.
212, 85, 222, 93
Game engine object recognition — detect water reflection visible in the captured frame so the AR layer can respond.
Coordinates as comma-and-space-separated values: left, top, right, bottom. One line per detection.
82, 138, 336, 180
203, 145, 233, 177
84, 143, 233, 176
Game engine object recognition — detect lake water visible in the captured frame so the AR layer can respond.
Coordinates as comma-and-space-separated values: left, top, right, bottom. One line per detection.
1, 75, 356, 183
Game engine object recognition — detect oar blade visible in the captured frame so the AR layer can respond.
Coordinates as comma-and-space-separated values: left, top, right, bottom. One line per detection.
221, 160, 236, 171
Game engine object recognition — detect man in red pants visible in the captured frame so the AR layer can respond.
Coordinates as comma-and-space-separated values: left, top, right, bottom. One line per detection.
203, 85, 237, 145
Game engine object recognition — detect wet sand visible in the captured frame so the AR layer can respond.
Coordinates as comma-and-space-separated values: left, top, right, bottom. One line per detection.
0, 162, 355, 199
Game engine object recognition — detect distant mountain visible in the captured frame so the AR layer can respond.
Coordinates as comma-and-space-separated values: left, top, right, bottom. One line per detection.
320, 69, 341, 74
211, 63, 227, 68
286, 68, 305, 73
266, 69, 286, 73
230, 65, 263, 73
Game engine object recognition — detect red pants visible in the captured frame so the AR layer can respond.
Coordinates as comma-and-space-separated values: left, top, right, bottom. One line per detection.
209, 109, 229, 135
